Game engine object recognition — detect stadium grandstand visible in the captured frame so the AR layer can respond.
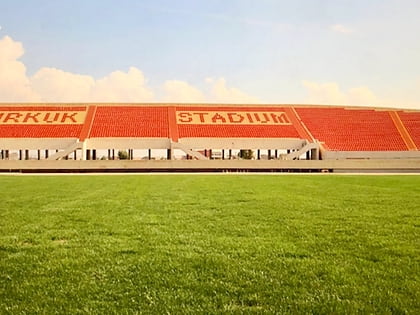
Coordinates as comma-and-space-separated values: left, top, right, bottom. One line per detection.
1, 103, 420, 172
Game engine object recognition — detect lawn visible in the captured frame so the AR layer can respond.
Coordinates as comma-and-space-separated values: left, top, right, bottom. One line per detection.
0, 175, 419, 314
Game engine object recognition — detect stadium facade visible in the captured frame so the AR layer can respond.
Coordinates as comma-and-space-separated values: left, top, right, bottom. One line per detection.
1, 103, 420, 172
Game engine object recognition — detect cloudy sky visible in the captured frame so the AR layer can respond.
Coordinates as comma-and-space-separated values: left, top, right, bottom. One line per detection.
0, 0, 419, 108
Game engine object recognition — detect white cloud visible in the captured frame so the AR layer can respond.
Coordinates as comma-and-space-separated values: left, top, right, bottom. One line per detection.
0, 36, 39, 102
0, 35, 261, 104
302, 80, 420, 109
206, 77, 260, 103
90, 67, 154, 102
31, 68, 95, 102
162, 80, 205, 103
0, 36, 155, 103
302, 80, 381, 106
330, 24, 354, 34
302, 81, 348, 105
31, 66, 154, 103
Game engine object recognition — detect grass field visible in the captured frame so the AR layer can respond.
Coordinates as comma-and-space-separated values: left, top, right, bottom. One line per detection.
0, 175, 419, 314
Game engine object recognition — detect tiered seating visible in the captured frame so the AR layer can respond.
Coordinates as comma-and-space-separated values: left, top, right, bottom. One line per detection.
398, 111, 420, 149
89, 106, 169, 138
295, 107, 407, 151
0, 125, 83, 138
176, 106, 301, 138
0, 106, 85, 138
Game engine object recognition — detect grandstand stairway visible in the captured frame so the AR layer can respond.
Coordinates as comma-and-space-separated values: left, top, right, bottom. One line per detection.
46, 141, 83, 160
283, 141, 320, 160
172, 142, 209, 160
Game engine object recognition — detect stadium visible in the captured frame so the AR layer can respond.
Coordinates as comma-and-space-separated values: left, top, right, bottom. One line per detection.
0, 103, 420, 172
1, 104, 420, 313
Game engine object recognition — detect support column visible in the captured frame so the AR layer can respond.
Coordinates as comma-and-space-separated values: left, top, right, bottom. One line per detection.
311, 148, 319, 160
82, 141, 87, 160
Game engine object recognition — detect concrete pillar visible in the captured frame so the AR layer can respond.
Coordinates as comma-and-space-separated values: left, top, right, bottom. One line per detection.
82, 141, 87, 160
311, 148, 319, 160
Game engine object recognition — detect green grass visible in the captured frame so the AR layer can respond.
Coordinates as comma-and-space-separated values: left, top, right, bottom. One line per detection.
0, 175, 419, 314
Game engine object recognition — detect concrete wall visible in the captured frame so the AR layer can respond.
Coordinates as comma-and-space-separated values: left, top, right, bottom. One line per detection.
0, 138, 78, 150
323, 151, 420, 159
86, 138, 171, 150
178, 138, 305, 150
1, 159, 419, 172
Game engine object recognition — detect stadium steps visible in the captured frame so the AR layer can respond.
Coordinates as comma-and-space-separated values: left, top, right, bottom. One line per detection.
284, 107, 316, 142
389, 111, 417, 150
46, 141, 83, 160
168, 106, 179, 142
283, 141, 320, 160
397, 111, 420, 149
79, 105, 97, 141
172, 142, 209, 160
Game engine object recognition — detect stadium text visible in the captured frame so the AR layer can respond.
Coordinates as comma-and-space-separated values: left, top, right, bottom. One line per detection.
0, 111, 87, 124
176, 111, 291, 125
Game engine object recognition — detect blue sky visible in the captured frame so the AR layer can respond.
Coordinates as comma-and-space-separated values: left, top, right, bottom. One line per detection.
0, 0, 419, 108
